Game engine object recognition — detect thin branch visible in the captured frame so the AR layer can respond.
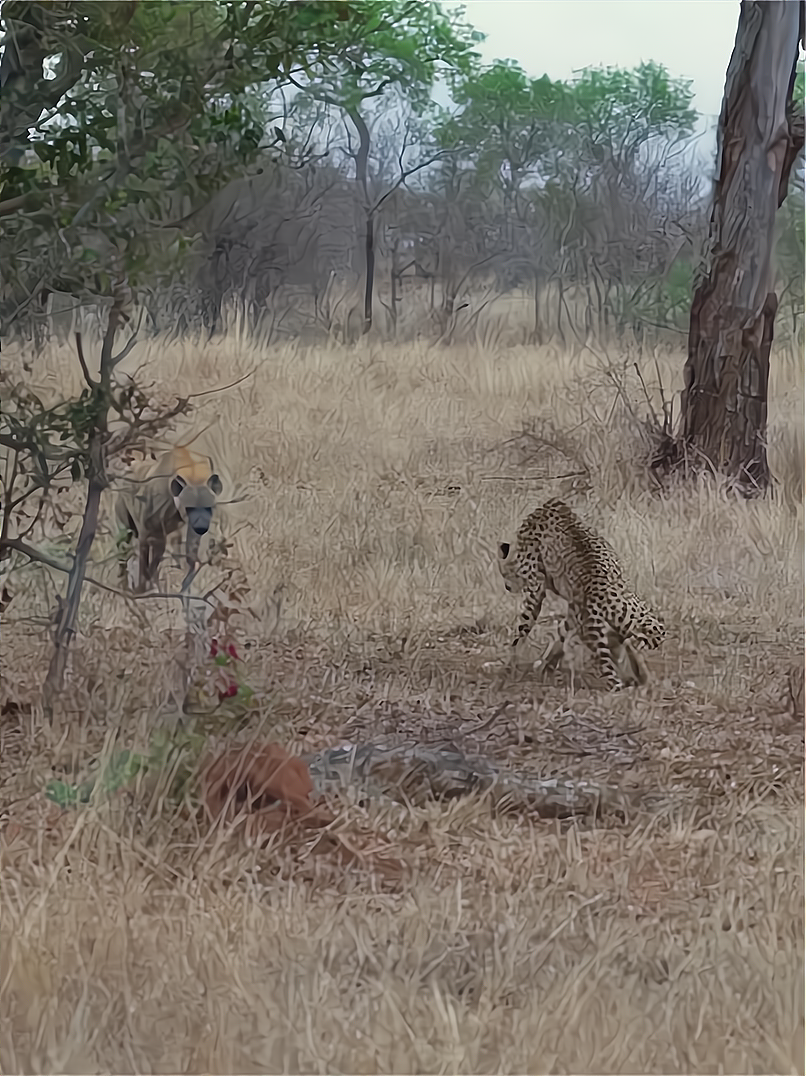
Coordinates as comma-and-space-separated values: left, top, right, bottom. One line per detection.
1, 536, 216, 607
1, 537, 72, 575
0, 432, 72, 461
185, 368, 256, 399
74, 332, 96, 389
110, 308, 145, 364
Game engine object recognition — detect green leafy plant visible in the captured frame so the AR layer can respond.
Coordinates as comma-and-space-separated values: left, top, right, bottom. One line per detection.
44, 725, 209, 810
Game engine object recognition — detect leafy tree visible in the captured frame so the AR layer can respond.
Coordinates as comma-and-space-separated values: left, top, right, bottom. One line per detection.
436, 60, 570, 199
436, 59, 696, 197
566, 62, 697, 166
0, 0, 372, 329
430, 58, 698, 340
287, 0, 483, 333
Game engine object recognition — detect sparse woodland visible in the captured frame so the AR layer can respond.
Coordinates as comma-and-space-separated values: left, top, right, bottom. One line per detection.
0, 3, 804, 1073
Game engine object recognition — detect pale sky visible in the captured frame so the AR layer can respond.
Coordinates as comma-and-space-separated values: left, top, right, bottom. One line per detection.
449, 0, 742, 140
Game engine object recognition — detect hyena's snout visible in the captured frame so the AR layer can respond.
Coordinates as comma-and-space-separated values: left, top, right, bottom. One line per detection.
186, 506, 213, 535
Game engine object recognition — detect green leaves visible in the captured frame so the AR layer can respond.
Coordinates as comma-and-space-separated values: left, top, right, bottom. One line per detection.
570, 62, 696, 154
46, 749, 145, 809
294, 0, 482, 114
435, 57, 698, 198
3, 0, 431, 324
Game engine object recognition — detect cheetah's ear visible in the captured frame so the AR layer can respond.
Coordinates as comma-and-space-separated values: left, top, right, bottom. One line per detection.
499, 542, 510, 559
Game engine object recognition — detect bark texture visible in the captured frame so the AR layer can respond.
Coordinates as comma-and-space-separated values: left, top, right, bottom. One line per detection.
678, 1, 805, 493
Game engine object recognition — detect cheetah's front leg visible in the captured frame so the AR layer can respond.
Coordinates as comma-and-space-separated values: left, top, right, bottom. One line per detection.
535, 614, 584, 680
510, 582, 546, 666
533, 614, 571, 674
535, 634, 565, 678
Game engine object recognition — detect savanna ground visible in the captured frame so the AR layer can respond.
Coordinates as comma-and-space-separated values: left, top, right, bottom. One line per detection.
1, 303, 804, 1074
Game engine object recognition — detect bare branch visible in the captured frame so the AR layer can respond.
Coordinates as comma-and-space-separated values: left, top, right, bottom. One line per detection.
74, 332, 96, 389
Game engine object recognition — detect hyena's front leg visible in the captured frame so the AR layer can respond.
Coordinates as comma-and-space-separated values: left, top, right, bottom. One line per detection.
140, 534, 166, 593
114, 507, 137, 590
179, 523, 204, 592
117, 533, 134, 587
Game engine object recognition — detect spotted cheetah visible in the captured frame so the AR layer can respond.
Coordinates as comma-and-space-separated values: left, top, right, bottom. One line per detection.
497, 499, 665, 690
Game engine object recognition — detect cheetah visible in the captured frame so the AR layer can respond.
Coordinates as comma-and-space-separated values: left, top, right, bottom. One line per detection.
497, 499, 665, 690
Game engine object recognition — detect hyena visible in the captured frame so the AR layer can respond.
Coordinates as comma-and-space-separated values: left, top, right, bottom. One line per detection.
114, 446, 223, 593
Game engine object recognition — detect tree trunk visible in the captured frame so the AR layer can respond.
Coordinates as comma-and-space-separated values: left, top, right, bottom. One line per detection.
43, 288, 130, 720
677, 0, 805, 494
347, 106, 375, 336
389, 236, 400, 336
362, 208, 375, 336
531, 267, 542, 345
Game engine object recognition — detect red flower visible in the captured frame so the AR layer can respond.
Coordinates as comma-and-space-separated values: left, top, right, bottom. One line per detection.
209, 638, 241, 663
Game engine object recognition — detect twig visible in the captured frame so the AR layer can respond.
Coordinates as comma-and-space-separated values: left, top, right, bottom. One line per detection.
2, 536, 215, 607
109, 309, 144, 365
653, 357, 675, 433
186, 368, 257, 399
466, 703, 510, 736
480, 471, 587, 482
74, 332, 96, 389
632, 361, 664, 434
43, 283, 132, 718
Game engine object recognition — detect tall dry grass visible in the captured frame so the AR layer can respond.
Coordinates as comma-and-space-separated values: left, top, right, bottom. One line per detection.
1, 326, 803, 1074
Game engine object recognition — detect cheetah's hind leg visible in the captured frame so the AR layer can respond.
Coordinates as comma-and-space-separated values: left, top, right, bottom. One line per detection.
579, 617, 629, 691
592, 626, 648, 691
612, 637, 649, 688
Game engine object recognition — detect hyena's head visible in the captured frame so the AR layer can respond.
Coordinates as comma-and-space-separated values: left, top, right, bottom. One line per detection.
170, 472, 223, 535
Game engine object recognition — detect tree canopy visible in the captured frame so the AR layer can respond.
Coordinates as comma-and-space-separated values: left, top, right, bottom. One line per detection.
434, 57, 697, 195
0, 0, 483, 327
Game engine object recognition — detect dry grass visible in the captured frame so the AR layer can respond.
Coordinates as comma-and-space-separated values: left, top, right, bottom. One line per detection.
1, 327, 804, 1075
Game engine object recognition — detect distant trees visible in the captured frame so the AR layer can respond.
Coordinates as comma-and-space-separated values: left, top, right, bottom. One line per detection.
427, 58, 698, 341
286, 0, 481, 334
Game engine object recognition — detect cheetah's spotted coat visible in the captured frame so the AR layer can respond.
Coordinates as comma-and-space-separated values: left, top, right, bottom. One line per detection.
498, 499, 665, 689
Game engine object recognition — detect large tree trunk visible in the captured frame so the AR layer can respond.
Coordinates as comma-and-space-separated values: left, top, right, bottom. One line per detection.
677, 1, 805, 494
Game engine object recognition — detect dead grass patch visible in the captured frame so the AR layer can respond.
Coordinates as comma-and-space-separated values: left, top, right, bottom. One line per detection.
1, 330, 803, 1074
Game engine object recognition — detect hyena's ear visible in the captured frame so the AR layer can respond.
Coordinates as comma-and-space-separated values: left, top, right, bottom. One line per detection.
170, 475, 187, 498
208, 473, 223, 495
499, 542, 510, 559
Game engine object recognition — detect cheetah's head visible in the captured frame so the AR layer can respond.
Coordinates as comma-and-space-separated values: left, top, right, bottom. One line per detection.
497, 541, 525, 595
